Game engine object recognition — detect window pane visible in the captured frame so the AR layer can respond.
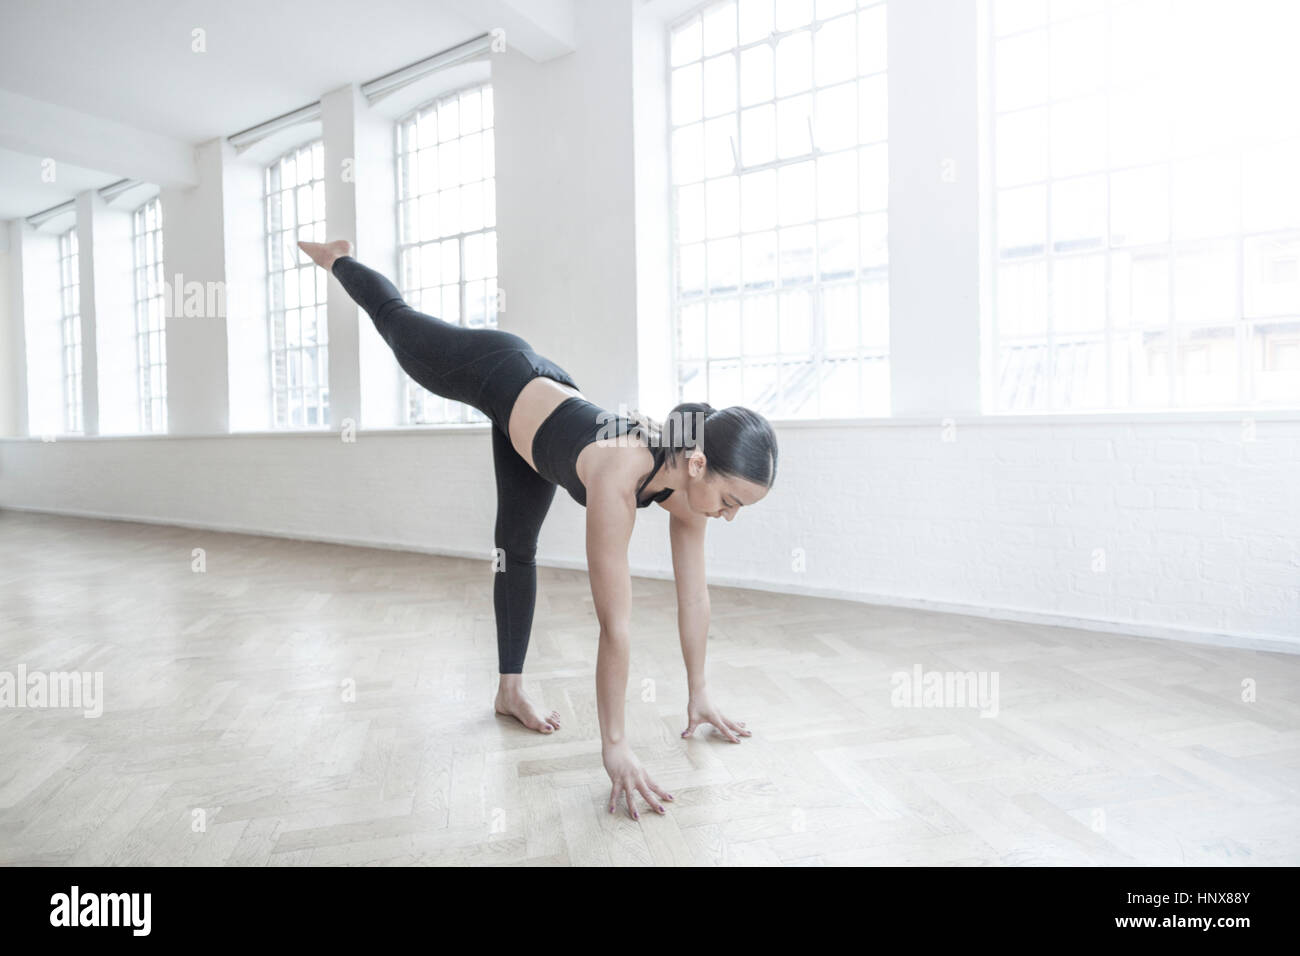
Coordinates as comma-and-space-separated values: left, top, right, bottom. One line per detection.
741, 104, 776, 166
672, 63, 703, 125
671, 16, 702, 66
1245, 234, 1300, 318
1251, 320, 1300, 404
776, 94, 813, 158
739, 0, 774, 44
702, 1, 737, 55
996, 29, 1048, 111
1176, 326, 1237, 406
996, 108, 1047, 187
743, 293, 779, 354
741, 231, 778, 289
740, 169, 777, 232
1110, 165, 1168, 246
1051, 176, 1105, 253
740, 45, 773, 107
778, 160, 815, 225
1051, 254, 1106, 334
670, 0, 888, 417
705, 177, 740, 237
814, 16, 856, 88
703, 53, 737, 117
815, 81, 857, 152
708, 300, 741, 356
1173, 243, 1236, 325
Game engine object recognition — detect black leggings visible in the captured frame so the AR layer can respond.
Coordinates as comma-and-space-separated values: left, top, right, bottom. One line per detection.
331, 254, 579, 675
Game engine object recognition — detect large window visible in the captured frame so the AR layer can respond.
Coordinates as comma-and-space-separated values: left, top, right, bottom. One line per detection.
989, 0, 1300, 411
396, 82, 498, 424
58, 227, 82, 434
265, 141, 329, 428
668, 0, 889, 419
132, 197, 166, 432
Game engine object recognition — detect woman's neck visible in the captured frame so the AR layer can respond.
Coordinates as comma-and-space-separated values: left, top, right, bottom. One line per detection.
636, 444, 671, 499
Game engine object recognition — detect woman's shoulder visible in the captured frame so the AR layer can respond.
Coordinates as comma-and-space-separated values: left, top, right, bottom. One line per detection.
579, 430, 655, 497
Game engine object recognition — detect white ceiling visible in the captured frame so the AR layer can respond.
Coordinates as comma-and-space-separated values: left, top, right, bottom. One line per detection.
0, 0, 486, 144
0, 147, 122, 221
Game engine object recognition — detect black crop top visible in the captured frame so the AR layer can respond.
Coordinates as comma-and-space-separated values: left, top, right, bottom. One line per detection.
531, 397, 674, 509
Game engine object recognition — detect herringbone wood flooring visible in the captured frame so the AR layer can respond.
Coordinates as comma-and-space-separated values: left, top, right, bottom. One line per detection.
1, 510, 1297, 866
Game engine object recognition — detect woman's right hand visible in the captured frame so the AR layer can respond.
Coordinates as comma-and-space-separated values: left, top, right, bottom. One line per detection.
602, 741, 674, 819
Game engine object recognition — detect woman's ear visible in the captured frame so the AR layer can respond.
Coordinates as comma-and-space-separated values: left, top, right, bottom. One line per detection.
687, 448, 708, 477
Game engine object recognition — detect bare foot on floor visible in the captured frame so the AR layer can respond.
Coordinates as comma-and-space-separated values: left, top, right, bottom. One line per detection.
494, 686, 561, 734
298, 239, 352, 270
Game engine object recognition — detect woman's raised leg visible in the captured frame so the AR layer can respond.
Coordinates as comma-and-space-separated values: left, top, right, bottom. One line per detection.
299, 241, 530, 429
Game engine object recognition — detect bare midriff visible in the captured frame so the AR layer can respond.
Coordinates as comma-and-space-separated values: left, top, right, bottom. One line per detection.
506, 375, 586, 472
507, 375, 655, 496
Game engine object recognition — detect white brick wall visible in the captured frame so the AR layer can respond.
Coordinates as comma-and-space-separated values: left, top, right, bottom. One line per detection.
2, 414, 1296, 649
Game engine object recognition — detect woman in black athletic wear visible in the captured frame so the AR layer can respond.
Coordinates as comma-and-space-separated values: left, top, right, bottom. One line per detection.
300, 240, 778, 820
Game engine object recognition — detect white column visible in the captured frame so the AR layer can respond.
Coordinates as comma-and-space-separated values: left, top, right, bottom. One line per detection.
160, 139, 231, 435
632, 1, 675, 421
887, 0, 982, 417
224, 149, 271, 432
74, 191, 100, 435
319, 83, 400, 430
0, 221, 29, 437
320, 85, 364, 430
493, 0, 641, 411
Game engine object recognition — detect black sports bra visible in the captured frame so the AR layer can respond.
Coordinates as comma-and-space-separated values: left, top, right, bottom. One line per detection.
531, 397, 674, 509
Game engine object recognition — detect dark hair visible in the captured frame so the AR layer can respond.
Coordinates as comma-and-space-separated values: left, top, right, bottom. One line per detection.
631, 402, 777, 488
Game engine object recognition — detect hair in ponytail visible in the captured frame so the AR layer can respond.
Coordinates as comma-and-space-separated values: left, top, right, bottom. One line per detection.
629, 402, 777, 489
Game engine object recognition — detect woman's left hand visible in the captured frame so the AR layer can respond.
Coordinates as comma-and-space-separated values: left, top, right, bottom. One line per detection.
682, 691, 751, 743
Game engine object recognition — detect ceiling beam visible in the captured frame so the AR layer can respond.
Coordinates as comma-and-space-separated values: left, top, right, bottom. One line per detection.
442, 0, 576, 62
0, 89, 197, 188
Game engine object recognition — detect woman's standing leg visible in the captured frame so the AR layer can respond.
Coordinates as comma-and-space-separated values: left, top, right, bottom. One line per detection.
489, 425, 564, 734
302, 241, 563, 733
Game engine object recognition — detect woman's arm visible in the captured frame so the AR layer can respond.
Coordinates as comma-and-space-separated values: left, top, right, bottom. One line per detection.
666, 504, 751, 744
585, 475, 637, 747
669, 510, 711, 696
585, 471, 674, 818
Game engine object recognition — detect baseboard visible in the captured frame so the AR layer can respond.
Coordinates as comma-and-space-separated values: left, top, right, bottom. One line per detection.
3, 503, 1295, 656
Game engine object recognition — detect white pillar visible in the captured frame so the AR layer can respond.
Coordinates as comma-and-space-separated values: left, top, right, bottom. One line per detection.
321, 86, 363, 430
493, 0, 641, 411
224, 150, 271, 432
0, 221, 29, 437
160, 139, 231, 435
887, 0, 982, 417
319, 83, 400, 430
632, 2, 675, 422
74, 191, 100, 435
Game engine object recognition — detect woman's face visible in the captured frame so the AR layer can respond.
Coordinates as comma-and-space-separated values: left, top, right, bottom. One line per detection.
681, 451, 768, 521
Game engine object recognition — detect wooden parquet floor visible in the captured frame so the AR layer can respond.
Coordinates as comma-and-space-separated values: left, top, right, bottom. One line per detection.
1, 509, 1297, 866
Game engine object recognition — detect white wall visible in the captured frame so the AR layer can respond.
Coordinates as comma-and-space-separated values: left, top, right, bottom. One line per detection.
0, 0, 1296, 652
1, 414, 1296, 648
493, 1, 640, 408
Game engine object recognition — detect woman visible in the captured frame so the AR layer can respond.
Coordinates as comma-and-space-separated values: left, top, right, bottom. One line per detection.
299, 240, 778, 820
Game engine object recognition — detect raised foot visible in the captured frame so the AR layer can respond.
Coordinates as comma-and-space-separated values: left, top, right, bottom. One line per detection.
494, 688, 561, 735
298, 239, 353, 270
